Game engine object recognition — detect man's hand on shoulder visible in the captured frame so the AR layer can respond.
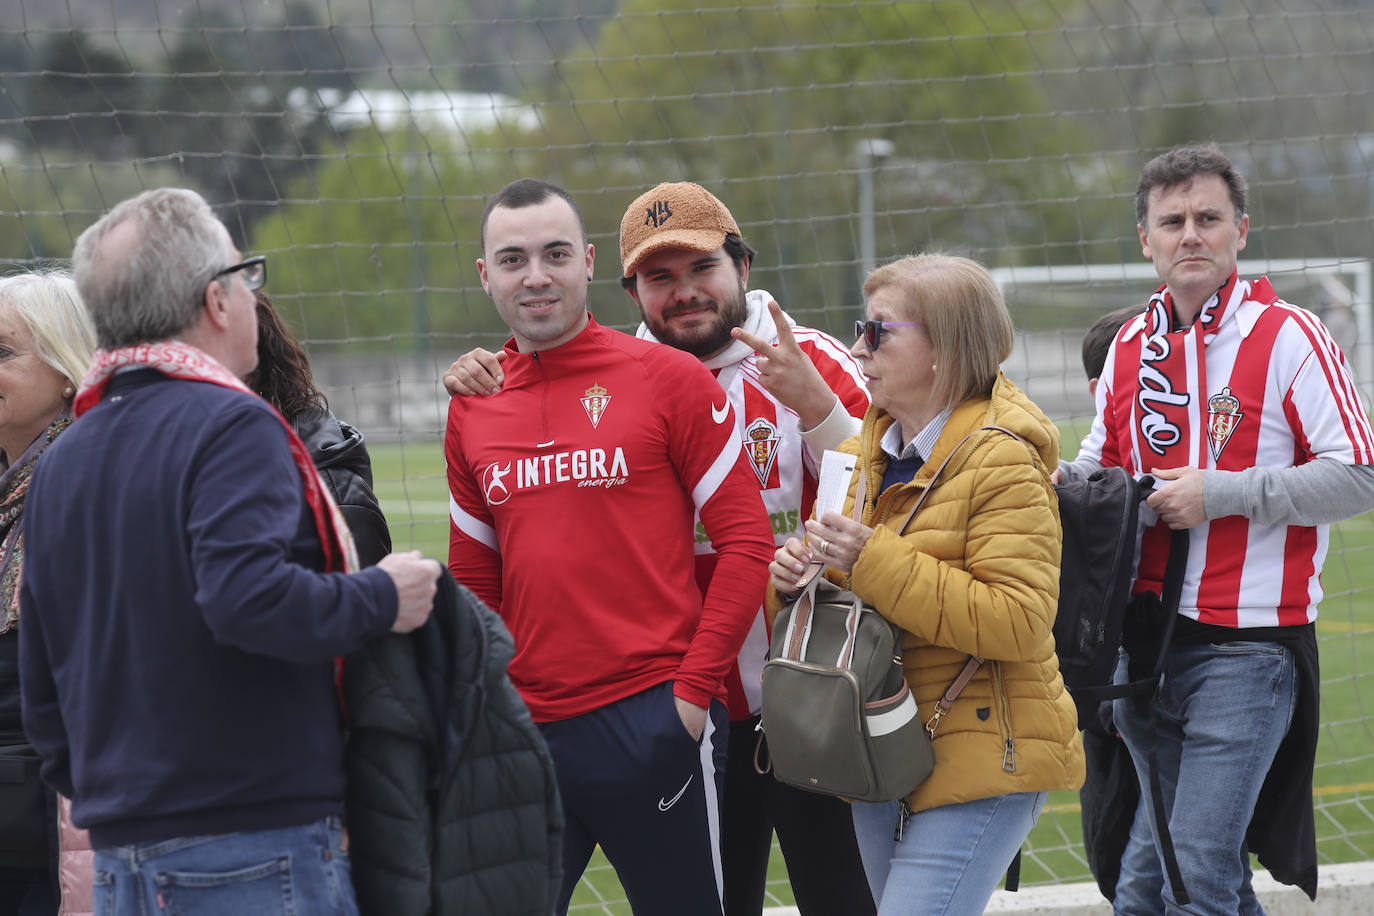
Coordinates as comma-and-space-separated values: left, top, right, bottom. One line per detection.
377, 550, 442, 633
1147, 465, 1207, 529
443, 348, 507, 397
730, 299, 838, 430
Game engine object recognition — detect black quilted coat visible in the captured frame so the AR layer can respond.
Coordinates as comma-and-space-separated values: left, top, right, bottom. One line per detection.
292, 407, 392, 568
343, 570, 563, 916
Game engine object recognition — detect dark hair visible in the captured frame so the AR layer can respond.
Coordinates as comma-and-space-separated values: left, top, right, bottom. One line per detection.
1135, 144, 1248, 226
479, 178, 587, 253
619, 232, 756, 294
244, 290, 327, 422
723, 233, 756, 273
1081, 305, 1145, 380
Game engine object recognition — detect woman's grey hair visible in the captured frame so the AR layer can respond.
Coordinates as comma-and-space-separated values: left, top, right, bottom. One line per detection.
71, 188, 233, 350
0, 269, 97, 393
862, 253, 1014, 410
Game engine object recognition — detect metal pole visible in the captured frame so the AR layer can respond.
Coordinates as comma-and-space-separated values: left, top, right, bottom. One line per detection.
855, 138, 894, 289
858, 145, 875, 284
405, 121, 430, 369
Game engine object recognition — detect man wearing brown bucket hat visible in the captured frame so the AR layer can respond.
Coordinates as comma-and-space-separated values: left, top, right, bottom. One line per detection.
445, 181, 875, 916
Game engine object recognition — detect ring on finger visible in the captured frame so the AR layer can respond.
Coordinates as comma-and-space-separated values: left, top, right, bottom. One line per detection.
819, 538, 829, 554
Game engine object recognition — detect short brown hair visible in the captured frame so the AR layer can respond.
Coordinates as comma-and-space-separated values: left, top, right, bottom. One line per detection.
863, 254, 1013, 410
1081, 305, 1144, 381
1135, 144, 1248, 226
479, 178, 586, 253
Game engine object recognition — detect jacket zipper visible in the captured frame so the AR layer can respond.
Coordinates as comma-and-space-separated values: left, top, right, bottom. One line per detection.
991, 661, 1015, 772
532, 352, 551, 443
868, 422, 1022, 774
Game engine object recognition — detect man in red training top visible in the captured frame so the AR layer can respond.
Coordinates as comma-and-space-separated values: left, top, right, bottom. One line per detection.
445, 178, 775, 916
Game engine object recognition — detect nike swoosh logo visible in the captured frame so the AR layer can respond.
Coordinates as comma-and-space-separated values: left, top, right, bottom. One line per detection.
658, 775, 694, 812
711, 401, 730, 424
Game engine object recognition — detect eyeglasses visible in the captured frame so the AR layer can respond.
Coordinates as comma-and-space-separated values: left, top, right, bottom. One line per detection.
211, 256, 267, 292
855, 319, 921, 351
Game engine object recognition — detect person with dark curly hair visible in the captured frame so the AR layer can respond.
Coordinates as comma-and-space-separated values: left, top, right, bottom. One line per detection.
245, 292, 391, 567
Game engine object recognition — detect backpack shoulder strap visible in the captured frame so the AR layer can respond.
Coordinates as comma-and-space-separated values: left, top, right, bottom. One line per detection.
896, 424, 1031, 737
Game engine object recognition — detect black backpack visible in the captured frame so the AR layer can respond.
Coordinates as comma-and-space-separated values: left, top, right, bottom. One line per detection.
1050, 464, 1192, 907
1051, 465, 1150, 729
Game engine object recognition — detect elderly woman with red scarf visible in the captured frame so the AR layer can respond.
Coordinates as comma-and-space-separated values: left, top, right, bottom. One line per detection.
0, 270, 96, 916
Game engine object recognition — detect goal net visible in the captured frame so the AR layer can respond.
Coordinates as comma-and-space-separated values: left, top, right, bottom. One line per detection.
4, 0, 1374, 905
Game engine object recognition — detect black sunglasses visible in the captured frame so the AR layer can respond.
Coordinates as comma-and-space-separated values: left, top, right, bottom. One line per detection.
211, 255, 267, 292
854, 319, 921, 351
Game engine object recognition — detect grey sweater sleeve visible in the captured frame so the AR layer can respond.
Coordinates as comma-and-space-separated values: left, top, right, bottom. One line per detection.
1056, 454, 1104, 483
1204, 459, 1374, 526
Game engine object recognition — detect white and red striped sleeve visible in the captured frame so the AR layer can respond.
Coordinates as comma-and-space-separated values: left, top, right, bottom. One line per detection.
1274, 304, 1374, 466
795, 328, 869, 418
794, 328, 870, 472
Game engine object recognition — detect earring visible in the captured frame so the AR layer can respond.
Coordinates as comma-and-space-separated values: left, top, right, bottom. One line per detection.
62, 385, 74, 398
587, 275, 594, 282
931, 364, 937, 372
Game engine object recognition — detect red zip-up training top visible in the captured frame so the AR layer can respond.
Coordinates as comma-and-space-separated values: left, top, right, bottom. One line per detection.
447, 316, 775, 722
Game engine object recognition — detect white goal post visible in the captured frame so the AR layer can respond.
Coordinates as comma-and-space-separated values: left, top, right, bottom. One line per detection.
990, 259, 1374, 406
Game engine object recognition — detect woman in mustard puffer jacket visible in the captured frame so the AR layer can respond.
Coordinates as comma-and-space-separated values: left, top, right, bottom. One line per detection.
768, 254, 1084, 915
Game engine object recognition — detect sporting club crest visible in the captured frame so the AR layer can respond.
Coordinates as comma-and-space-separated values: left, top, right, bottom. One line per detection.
742, 417, 780, 488
581, 383, 611, 428
1207, 386, 1243, 462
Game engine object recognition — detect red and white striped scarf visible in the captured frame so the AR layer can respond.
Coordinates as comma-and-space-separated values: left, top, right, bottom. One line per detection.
1133, 270, 1278, 470
75, 341, 359, 574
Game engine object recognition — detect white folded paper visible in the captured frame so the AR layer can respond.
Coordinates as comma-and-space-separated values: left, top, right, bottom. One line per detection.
816, 449, 858, 520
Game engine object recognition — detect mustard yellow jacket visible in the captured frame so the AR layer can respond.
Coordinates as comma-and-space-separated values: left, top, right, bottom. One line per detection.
771, 372, 1084, 813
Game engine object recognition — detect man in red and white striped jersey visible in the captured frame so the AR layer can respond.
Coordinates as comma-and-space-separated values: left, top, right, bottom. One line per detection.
619, 182, 874, 916
445, 182, 875, 916
1062, 145, 1374, 915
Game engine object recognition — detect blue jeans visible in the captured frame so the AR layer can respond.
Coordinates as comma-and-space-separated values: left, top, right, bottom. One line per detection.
1112, 641, 1296, 916
851, 792, 1045, 916
92, 817, 357, 916
1113, 790, 1162, 910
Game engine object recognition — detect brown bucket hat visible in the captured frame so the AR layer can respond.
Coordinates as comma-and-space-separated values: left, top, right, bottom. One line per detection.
619, 182, 741, 278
